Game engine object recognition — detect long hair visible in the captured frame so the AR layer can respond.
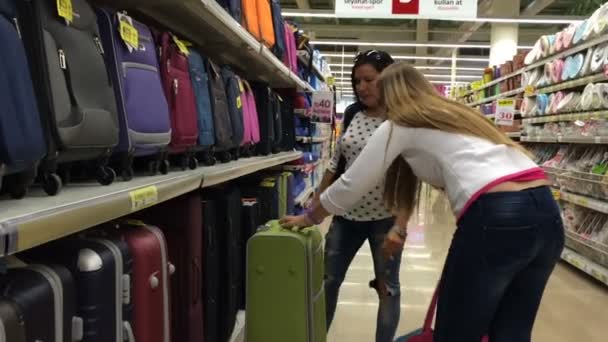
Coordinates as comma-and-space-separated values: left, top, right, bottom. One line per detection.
379, 63, 529, 220
351, 50, 395, 108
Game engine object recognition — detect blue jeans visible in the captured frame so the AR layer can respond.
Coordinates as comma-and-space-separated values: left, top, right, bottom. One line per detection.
324, 216, 402, 342
435, 186, 565, 342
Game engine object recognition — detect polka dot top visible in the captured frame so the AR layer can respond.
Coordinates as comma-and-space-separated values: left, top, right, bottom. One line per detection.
327, 111, 393, 222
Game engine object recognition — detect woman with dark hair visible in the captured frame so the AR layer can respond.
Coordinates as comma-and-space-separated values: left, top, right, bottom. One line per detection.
312, 50, 400, 342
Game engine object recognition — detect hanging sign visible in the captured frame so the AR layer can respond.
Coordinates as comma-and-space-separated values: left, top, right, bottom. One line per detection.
311, 91, 334, 124
335, 0, 477, 19
496, 98, 515, 126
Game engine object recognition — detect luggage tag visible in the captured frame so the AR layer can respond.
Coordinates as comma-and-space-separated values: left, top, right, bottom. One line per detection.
117, 13, 139, 53
57, 0, 73, 25
171, 35, 190, 56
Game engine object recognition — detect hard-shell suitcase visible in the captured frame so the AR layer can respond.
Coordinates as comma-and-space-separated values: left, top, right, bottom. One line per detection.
251, 83, 275, 155
96, 9, 172, 179
0, 299, 26, 342
269, 0, 285, 59
156, 32, 200, 170
136, 193, 204, 342
283, 22, 298, 73
22, 236, 134, 342
0, 263, 84, 342
121, 224, 172, 342
257, 0, 275, 49
207, 59, 234, 161
278, 171, 295, 217
206, 186, 243, 342
19, 0, 120, 194
240, 80, 261, 154
201, 198, 221, 342
188, 49, 216, 165
242, 0, 260, 41
0, 0, 46, 199
221, 67, 245, 154
247, 221, 326, 342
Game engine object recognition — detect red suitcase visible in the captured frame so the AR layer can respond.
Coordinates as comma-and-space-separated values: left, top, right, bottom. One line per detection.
137, 192, 204, 342
121, 223, 172, 342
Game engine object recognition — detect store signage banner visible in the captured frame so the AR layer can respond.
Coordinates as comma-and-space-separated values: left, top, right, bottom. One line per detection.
495, 98, 515, 126
311, 91, 334, 123
335, 0, 477, 19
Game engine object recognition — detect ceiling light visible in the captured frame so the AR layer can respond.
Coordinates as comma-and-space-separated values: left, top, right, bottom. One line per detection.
281, 11, 583, 24
329, 65, 484, 72
424, 74, 480, 79
322, 52, 489, 62
311, 40, 534, 50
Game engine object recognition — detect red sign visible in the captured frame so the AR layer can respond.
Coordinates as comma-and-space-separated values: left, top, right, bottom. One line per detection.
392, 0, 420, 15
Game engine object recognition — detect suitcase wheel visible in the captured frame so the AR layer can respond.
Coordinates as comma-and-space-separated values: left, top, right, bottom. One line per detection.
188, 156, 198, 170
121, 167, 135, 182
159, 159, 170, 175
96, 166, 116, 186
201, 152, 216, 166
219, 152, 232, 163
147, 160, 159, 176
42, 173, 63, 196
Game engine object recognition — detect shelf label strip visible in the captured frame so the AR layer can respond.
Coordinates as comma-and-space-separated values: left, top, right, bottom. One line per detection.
129, 185, 159, 212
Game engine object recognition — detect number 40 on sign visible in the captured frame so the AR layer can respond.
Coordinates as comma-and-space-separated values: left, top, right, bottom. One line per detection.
496, 98, 515, 126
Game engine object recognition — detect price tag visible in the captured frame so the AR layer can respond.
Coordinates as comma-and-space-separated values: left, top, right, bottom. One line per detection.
172, 35, 189, 55
119, 21, 139, 51
524, 85, 536, 97
129, 186, 158, 211
496, 98, 515, 126
238, 80, 244, 92
470, 80, 484, 90
576, 197, 589, 206
326, 76, 336, 87
311, 91, 334, 124
551, 189, 561, 200
236, 96, 242, 109
57, 0, 73, 23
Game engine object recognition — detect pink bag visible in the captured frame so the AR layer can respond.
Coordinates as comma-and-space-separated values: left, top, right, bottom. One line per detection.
399, 288, 489, 342
282, 22, 298, 73
240, 79, 261, 146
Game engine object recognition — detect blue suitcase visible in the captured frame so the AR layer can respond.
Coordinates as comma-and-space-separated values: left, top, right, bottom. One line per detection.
188, 50, 217, 166
0, 0, 46, 199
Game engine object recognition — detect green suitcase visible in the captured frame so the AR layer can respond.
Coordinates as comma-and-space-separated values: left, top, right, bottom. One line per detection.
246, 220, 326, 342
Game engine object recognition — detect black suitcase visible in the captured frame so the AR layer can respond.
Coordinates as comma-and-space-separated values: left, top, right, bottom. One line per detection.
272, 92, 283, 153
240, 197, 261, 308
18, 0, 119, 194
21, 236, 133, 342
207, 60, 234, 162
0, 299, 26, 342
201, 198, 221, 342
243, 176, 280, 224
0, 263, 83, 342
251, 83, 275, 156
278, 93, 296, 151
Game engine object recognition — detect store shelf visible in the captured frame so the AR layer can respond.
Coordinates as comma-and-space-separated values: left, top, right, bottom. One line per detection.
105, 0, 312, 91
533, 73, 607, 95
295, 186, 315, 206
459, 34, 608, 98
560, 191, 608, 214
0, 151, 302, 256
523, 110, 608, 124
561, 247, 608, 286
296, 136, 330, 143
506, 132, 521, 138
297, 51, 326, 83
200, 151, 302, 188
279, 160, 322, 172
467, 87, 524, 107
522, 136, 608, 144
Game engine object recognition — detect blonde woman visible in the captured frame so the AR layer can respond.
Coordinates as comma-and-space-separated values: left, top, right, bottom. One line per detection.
281, 63, 564, 342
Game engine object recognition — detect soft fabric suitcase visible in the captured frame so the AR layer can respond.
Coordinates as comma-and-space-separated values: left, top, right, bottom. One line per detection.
206, 186, 243, 341
136, 193, 204, 342
242, 0, 260, 40
207, 59, 234, 162
19, 0, 119, 194
201, 198, 221, 342
96, 9, 172, 179
217, 0, 242, 23
0, 0, 46, 199
272, 92, 284, 153
278, 90, 296, 150
121, 224, 172, 342
269, 0, 285, 59
221, 66, 245, 157
257, 0, 275, 49
251, 83, 275, 155
156, 32, 200, 170
247, 221, 326, 342
0, 263, 83, 342
240, 197, 261, 308
240, 79, 260, 155
0, 299, 26, 342
243, 175, 280, 223
188, 49, 216, 165
283, 22, 298, 73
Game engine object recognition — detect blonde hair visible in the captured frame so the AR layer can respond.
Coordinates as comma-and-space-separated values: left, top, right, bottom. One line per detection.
379, 63, 529, 220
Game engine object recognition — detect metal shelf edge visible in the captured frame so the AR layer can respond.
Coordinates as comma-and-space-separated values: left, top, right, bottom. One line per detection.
560, 191, 608, 214
561, 247, 608, 286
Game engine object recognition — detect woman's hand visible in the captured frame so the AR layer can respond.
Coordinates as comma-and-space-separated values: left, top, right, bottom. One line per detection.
382, 228, 406, 261
279, 215, 314, 230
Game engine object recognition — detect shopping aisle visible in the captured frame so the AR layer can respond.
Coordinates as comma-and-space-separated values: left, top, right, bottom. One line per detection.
325, 191, 608, 342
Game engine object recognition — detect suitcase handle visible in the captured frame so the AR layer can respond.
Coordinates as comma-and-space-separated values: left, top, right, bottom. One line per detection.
123, 321, 136, 342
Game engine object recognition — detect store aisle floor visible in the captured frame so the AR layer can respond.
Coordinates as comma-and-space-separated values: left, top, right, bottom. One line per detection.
323, 191, 608, 342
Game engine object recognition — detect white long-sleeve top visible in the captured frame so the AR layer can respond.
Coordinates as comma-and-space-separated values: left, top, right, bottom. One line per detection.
320, 121, 541, 219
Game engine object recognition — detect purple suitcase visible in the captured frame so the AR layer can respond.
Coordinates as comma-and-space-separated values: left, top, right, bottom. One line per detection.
97, 9, 172, 180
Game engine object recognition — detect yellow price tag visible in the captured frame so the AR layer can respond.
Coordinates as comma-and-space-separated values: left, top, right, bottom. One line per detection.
238, 80, 245, 92
524, 85, 536, 96
470, 80, 484, 90
236, 96, 242, 109
172, 35, 189, 55
119, 20, 139, 50
551, 189, 561, 200
57, 0, 73, 23
326, 76, 336, 87
129, 186, 158, 211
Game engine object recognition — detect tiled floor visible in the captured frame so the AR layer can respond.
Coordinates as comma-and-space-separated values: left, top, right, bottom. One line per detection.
324, 190, 608, 341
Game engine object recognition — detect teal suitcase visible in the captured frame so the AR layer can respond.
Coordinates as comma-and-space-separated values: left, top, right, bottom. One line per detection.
246, 220, 326, 342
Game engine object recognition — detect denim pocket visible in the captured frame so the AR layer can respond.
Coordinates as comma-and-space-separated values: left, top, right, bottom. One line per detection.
482, 223, 539, 270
